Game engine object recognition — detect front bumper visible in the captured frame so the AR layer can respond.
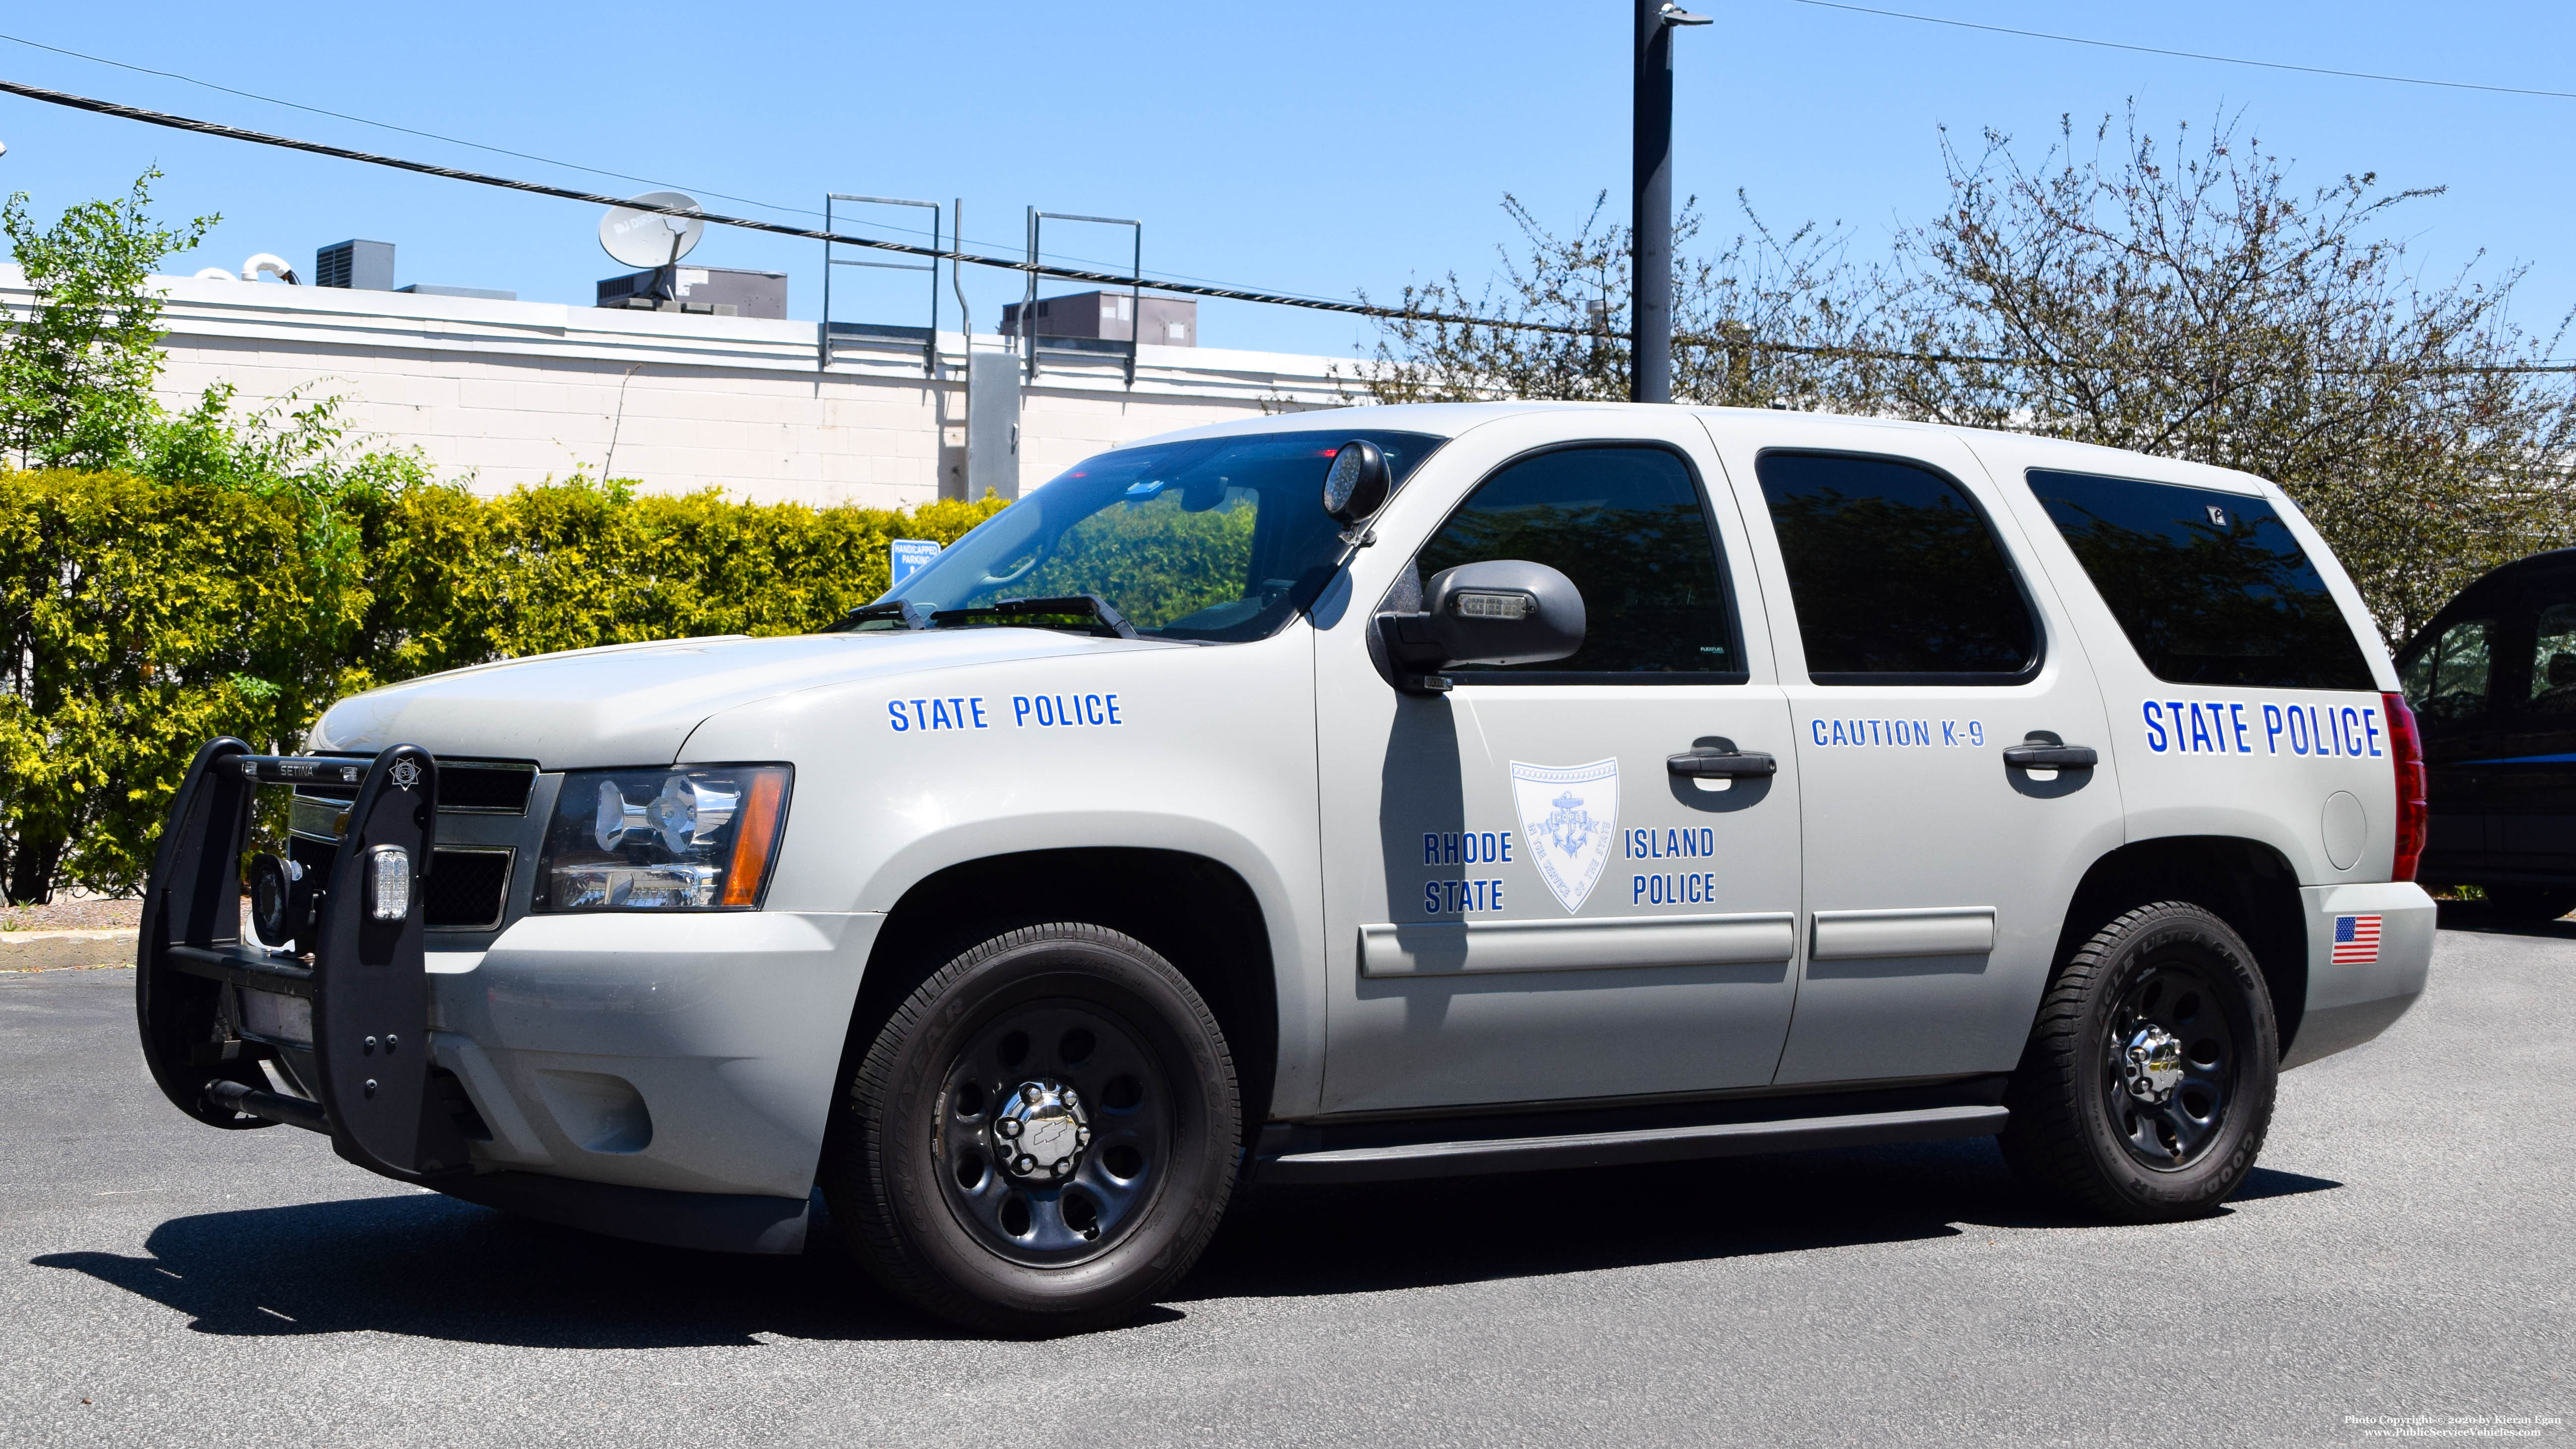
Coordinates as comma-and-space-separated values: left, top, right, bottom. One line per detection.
2283, 880, 2435, 1069
426, 911, 882, 1200
139, 738, 883, 1255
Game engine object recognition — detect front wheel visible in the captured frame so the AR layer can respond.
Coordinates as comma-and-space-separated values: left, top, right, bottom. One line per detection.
2000, 902, 2278, 1221
822, 921, 1239, 1335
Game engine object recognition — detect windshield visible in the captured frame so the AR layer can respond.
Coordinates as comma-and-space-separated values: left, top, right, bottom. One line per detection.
872, 429, 1444, 642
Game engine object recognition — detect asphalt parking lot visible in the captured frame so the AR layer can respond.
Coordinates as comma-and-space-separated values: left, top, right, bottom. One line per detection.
1, 918, 2568, 1449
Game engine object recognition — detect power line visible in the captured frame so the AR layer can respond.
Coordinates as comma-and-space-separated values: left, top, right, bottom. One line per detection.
0, 74, 1586, 334
0, 30, 824, 224
1774, 0, 2576, 103
6, 74, 2575, 375
0, 30, 1304, 287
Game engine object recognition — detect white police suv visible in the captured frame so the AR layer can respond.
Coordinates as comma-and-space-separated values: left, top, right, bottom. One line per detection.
137, 402, 2433, 1334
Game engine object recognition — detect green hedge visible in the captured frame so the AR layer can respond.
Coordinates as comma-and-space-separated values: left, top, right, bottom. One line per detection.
0, 469, 1004, 898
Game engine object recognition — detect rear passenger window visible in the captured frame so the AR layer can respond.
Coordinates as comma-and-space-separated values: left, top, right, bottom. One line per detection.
2400, 619, 2494, 723
2530, 604, 2576, 714
2028, 470, 2375, 691
1754, 452, 2038, 682
1410, 445, 1737, 676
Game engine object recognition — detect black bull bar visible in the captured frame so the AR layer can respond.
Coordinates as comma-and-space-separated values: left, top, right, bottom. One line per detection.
136, 736, 474, 1183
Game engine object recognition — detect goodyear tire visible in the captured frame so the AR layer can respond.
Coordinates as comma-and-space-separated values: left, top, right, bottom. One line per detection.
2000, 902, 2278, 1222
822, 922, 1238, 1336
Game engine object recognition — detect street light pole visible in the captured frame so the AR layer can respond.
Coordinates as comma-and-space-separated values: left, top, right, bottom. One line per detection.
1632, 0, 1708, 405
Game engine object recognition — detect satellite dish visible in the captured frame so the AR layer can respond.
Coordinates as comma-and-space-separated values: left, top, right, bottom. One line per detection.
599, 191, 704, 269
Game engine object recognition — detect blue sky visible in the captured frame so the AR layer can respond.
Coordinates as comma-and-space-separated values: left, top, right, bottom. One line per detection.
1, 2, 2573, 361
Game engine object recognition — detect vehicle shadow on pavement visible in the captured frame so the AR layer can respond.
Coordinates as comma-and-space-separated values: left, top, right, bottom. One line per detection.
31, 1190, 979, 1346
32, 1144, 2340, 1340
1178, 1138, 2342, 1302
2432, 902, 2576, 939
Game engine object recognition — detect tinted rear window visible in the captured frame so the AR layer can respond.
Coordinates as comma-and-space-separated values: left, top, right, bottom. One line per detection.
2028, 469, 2374, 691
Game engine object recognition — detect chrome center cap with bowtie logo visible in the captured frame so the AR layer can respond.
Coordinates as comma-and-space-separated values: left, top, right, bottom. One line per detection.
992, 1078, 1091, 1179
2122, 1025, 2185, 1103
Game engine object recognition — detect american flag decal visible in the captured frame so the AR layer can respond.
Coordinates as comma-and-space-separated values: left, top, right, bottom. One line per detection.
2333, 914, 2382, 965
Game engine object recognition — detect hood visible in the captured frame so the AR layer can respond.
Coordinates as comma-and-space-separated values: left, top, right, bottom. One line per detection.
309, 630, 1185, 768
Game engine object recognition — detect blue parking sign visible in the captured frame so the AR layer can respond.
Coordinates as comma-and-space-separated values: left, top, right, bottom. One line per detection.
889, 538, 942, 588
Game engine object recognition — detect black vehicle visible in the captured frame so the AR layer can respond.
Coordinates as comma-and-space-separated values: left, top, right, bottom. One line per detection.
2396, 547, 2576, 920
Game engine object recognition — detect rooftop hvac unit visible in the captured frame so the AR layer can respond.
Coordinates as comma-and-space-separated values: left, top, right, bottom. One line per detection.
1002, 291, 1196, 347
598, 266, 786, 319
315, 239, 394, 291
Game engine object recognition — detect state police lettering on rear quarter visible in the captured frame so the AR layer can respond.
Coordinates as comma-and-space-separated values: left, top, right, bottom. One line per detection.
2140, 699, 2384, 758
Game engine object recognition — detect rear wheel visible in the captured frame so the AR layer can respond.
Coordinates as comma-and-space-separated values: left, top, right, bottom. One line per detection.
2480, 885, 2576, 923
822, 921, 1238, 1336
2000, 901, 2277, 1221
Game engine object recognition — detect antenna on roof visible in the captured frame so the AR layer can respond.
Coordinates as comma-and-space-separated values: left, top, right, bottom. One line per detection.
599, 191, 704, 269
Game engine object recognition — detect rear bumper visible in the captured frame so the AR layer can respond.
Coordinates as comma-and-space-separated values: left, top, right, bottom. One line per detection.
2282, 881, 2434, 1069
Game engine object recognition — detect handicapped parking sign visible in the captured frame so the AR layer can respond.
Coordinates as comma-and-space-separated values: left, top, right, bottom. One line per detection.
889, 538, 942, 588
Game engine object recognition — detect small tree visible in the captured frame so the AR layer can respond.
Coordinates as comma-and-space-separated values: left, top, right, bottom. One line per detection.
1863, 112, 2576, 644
1366, 193, 1871, 411
1372, 113, 2576, 645
0, 168, 215, 470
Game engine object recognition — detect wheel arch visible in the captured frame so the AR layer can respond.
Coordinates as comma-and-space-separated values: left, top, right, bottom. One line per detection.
2054, 836, 2308, 1054
855, 848, 1280, 1125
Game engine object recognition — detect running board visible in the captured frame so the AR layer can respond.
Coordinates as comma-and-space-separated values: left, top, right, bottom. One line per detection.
1254, 1102, 2008, 1185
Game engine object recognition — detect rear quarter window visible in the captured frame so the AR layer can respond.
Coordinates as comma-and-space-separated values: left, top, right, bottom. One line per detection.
2027, 469, 2375, 691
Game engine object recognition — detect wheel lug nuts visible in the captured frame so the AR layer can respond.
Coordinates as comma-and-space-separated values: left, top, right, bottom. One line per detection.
1015, 1155, 1035, 1174
1021, 1084, 1042, 1104
996, 1119, 1021, 1139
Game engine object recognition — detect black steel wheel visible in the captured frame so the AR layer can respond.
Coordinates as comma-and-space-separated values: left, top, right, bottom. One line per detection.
2000, 901, 2278, 1221
2099, 957, 2238, 1170
822, 921, 1237, 1335
935, 999, 1172, 1265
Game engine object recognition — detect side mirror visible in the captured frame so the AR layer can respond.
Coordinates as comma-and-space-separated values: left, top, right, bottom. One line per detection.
1322, 439, 1392, 525
1378, 560, 1586, 691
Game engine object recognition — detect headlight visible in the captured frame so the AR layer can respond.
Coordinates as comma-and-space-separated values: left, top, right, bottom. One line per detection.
536, 765, 791, 912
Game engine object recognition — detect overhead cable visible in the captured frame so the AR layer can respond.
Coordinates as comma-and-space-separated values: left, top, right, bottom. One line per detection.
0, 28, 1220, 276
0, 28, 826, 224
2, 75, 2573, 375
1776, 0, 2576, 103
0, 75, 1589, 335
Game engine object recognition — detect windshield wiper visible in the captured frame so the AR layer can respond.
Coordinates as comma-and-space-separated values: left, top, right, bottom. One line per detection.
825, 600, 932, 632
930, 593, 1140, 640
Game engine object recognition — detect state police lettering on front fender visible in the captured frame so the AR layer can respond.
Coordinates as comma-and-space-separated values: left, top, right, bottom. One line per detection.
1013, 693, 1124, 728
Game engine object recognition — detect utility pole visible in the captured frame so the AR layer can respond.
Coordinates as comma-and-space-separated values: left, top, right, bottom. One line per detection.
1632, 0, 1709, 404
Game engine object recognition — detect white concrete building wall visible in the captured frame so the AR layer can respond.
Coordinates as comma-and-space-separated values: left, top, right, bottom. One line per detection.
0, 267, 1370, 508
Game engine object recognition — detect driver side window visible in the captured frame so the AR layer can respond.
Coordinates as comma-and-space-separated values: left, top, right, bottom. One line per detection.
1404, 445, 1739, 678
2401, 617, 2494, 724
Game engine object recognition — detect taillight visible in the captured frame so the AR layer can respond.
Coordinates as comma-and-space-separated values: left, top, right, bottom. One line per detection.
2383, 691, 2427, 882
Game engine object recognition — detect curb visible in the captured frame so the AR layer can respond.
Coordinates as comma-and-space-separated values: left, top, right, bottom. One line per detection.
0, 929, 140, 971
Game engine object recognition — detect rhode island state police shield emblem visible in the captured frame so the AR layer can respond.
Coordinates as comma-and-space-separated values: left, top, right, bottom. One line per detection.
1509, 759, 1619, 913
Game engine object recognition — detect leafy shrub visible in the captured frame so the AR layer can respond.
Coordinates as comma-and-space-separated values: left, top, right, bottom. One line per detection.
0, 462, 1003, 900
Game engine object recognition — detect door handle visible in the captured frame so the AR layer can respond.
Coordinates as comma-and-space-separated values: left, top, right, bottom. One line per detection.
1668, 747, 1777, 779
2002, 741, 2098, 770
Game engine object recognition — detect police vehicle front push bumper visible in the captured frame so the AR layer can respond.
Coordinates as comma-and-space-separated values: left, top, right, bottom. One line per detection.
137, 738, 821, 1255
